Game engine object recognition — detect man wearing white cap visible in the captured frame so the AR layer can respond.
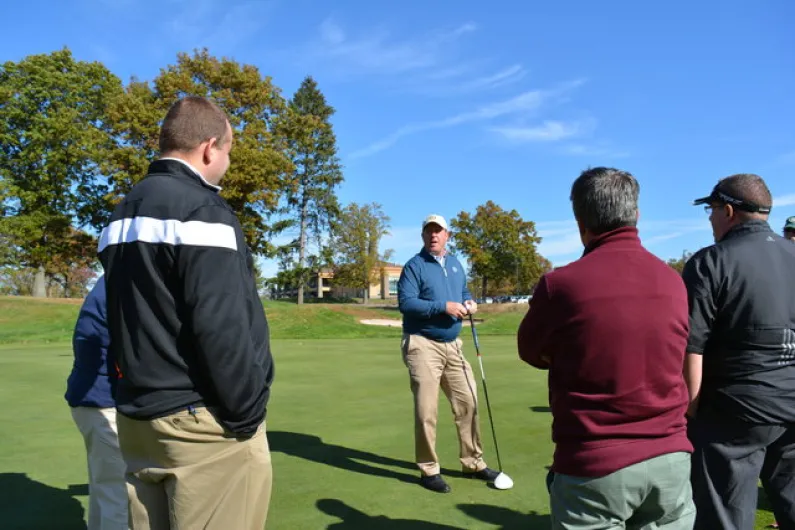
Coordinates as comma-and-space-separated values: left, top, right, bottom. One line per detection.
396, 214, 499, 493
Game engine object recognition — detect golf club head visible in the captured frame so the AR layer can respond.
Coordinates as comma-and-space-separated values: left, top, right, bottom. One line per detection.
493, 472, 514, 490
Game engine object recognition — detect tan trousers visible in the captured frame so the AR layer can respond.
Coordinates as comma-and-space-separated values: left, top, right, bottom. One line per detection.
70, 407, 129, 530
402, 333, 486, 476
117, 407, 272, 530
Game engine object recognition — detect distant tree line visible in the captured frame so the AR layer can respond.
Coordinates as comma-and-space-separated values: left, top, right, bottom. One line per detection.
666, 251, 693, 275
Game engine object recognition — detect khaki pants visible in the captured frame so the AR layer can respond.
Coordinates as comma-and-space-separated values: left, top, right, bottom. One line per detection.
70, 406, 129, 530
117, 407, 272, 530
402, 333, 486, 476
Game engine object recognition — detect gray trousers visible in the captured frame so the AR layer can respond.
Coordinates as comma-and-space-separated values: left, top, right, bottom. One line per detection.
548, 451, 695, 529
689, 418, 795, 530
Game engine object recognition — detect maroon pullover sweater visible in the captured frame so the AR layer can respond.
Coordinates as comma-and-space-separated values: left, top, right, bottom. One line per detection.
518, 227, 692, 477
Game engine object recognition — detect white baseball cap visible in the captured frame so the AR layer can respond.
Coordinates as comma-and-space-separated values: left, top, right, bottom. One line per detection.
422, 214, 448, 231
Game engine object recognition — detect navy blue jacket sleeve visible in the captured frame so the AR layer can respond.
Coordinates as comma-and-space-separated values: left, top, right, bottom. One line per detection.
89, 277, 118, 398
398, 260, 446, 318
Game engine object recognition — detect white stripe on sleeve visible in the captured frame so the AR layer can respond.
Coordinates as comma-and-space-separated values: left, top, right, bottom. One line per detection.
98, 217, 238, 252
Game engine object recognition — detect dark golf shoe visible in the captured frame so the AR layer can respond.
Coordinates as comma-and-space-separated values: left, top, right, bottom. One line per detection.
464, 467, 500, 482
420, 474, 451, 493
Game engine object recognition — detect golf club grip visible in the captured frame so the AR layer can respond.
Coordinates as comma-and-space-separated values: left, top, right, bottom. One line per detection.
469, 315, 480, 352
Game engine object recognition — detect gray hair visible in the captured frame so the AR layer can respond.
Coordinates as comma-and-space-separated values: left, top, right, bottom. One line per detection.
570, 167, 639, 234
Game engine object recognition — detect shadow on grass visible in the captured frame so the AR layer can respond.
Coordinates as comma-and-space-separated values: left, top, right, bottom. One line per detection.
318, 499, 464, 529
268, 431, 468, 486
458, 504, 550, 529
0, 473, 86, 529
759, 485, 774, 513
529, 406, 551, 413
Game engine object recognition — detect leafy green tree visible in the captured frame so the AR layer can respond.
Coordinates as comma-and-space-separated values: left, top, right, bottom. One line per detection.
450, 200, 546, 298
280, 76, 343, 304
45, 227, 99, 297
666, 250, 693, 275
106, 48, 295, 256
0, 48, 122, 296
0, 267, 36, 296
331, 203, 392, 304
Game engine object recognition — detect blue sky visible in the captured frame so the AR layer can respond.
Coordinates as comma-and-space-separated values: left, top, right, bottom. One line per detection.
3, 0, 794, 277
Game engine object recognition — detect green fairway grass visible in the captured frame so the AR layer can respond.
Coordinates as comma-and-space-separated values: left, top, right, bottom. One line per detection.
0, 298, 779, 529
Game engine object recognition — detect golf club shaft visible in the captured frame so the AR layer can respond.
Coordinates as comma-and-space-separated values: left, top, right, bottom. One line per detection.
469, 314, 504, 472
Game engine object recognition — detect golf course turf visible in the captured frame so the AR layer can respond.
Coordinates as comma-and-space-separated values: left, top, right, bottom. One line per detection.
0, 297, 778, 529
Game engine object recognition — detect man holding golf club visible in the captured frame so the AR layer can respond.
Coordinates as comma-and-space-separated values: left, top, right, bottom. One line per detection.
684, 174, 795, 530
397, 214, 501, 493
518, 167, 695, 528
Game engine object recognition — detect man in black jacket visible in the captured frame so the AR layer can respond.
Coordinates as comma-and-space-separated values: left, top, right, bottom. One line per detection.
99, 96, 274, 530
683, 173, 795, 530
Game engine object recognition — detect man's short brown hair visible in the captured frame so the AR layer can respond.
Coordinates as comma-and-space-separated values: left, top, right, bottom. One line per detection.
158, 96, 230, 153
718, 173, 772, 217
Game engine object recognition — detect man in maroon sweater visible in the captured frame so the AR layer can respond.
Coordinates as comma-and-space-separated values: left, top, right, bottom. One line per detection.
518, 167, 695, 529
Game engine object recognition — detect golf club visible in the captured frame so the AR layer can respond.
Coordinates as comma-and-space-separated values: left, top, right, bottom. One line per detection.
468, 312, 514, 490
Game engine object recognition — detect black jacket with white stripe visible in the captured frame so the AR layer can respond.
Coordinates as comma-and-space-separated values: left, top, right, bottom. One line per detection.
98, 159, 274, 437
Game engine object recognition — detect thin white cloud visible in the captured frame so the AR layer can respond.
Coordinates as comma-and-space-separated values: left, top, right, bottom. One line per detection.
421, 64, 527, 95
449, 22, 478, 37
165, 0, 271, 52
425, 64, 477, 81
538, 230, 584, 258
536, 218, 711, 263
562, 143, 631, 159
348, 80, 585, 159
313, 18, 477, 76
643, 232, 690, 246
490, 119, 592, 143
308, 19, 532, 100
319, 18, 346, 45
774, 193, 795, 207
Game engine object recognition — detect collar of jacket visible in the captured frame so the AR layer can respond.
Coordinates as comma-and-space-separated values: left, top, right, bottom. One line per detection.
582, 225, 641, 257
719, 219, 773, 242
146, 159, 222, 194
419, 246, 449, 263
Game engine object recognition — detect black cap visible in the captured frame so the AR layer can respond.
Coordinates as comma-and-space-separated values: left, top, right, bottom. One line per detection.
693, 184, 771, 214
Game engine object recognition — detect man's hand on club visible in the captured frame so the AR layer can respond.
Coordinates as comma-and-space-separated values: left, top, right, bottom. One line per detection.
464, 300, 478, 315
446, 302, 469, 319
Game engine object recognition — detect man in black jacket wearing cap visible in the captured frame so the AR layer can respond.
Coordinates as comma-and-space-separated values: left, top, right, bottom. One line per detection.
683, 173, 795, 530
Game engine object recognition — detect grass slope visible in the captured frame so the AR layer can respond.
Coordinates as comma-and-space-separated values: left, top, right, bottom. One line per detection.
0, 296, 528, 343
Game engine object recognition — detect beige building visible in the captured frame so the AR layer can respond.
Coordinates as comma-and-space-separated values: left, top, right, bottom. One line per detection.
327, 262, 403, 300
274, 262, 404, 301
